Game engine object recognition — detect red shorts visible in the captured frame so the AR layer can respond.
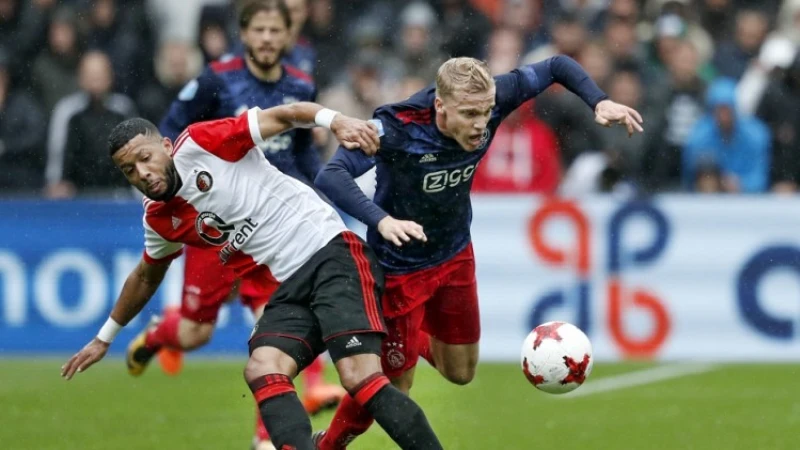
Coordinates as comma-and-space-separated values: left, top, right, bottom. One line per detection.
181, 245, 277, 323
380, 244, 480, 377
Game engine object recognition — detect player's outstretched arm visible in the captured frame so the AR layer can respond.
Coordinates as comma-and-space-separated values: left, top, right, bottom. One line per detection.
497, 56, 643, 135
61, 258, 171, 380
256, 103, 380, 154
315, 147, 427, 246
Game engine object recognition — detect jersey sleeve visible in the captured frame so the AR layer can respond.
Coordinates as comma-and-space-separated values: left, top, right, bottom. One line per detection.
142, 217, 183, 265
186, 107, 264, 162
315, 147, 387, 228
315, 110, 402, 228
158, 67, 235, 141
495, 55, 609, 119
370, 108, 406, 155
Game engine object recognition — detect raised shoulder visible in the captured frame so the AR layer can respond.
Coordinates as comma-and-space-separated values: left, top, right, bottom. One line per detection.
184, 110, 258, 162
372, 86, 436, 151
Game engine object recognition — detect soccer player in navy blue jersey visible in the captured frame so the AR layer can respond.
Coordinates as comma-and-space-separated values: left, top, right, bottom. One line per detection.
313, 56, 643, 448
125, 2, 342, 449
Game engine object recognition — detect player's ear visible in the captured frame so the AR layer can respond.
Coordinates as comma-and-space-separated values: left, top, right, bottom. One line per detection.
434, 97, 445, 115
162, 137, 173, 154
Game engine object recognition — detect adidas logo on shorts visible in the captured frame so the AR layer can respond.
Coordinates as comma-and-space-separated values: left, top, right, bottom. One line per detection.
345, 336, 362, 349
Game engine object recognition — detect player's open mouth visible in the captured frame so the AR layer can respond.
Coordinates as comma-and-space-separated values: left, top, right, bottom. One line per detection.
468, 135, 482, 145
149, 181, 163, 194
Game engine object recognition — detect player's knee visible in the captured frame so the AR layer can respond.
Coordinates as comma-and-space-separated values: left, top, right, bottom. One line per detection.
440, 363, 476, 386
334, 353, 383, 392
329, 333, 385, 392
243, 346, 298, 383
179, 321, 214, 350
432, 341, 479, 385
390, 371, 414, 394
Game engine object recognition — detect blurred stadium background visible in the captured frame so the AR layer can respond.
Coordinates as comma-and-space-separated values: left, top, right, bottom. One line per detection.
2, 0, 800, 448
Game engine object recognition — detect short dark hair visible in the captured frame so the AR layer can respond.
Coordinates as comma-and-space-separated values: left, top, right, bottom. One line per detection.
239, 0, 291, 30
108, 118, 161, 157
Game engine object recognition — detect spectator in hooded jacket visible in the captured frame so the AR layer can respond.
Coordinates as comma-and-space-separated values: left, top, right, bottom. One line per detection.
683, 77, 771, 193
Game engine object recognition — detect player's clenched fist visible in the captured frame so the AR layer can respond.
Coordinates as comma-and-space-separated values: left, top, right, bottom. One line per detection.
331, 115, 381, 155
61, 338, 109, 380
377, 216, 427, 247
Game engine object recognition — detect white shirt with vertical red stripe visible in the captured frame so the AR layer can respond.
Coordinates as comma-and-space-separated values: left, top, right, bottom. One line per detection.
142, 107, 347, 282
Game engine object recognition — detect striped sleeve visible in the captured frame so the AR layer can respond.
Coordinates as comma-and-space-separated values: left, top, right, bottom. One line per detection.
185, 107, 260, 162
142, 214, 183, 265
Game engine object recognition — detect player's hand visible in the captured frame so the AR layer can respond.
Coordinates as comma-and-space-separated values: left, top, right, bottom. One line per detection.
594, 100, 644, 137
330, 115, 381, 155
377, 216, 427, 247
61, 337, 109, 380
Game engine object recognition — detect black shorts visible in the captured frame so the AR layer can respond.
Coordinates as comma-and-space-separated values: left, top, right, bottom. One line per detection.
248, 231, 386, 369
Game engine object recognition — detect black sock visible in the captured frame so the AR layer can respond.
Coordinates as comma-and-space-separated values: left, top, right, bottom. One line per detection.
351, 373, 443, 450
248, 374, 314, 450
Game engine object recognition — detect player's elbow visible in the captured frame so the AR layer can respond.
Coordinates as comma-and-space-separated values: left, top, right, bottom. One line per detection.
313, 165, 338, 195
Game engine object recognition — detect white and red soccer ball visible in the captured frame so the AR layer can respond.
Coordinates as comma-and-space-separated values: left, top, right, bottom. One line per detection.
520, 321, 593, 394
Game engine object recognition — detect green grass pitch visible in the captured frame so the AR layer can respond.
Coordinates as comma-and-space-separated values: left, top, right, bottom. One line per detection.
1, 359, 799, 449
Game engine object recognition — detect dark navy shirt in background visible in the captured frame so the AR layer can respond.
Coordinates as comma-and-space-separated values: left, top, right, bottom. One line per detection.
159, 55, 321, 184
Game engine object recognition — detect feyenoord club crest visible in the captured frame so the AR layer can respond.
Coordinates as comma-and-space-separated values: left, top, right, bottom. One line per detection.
196, 171, 213, 192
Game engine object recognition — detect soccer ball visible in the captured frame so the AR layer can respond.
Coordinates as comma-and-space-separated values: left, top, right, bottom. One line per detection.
520, 321, 593, 394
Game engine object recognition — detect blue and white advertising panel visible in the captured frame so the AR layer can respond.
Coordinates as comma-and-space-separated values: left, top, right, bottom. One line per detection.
2, 197, 800, 361
473, 196, 800, 362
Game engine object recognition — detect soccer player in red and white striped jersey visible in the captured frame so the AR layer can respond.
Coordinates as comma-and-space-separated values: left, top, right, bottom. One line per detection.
61, 103, 444, 450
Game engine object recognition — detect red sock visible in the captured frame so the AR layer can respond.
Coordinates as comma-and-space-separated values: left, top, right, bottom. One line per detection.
318, 394, 375, 450
304, 356, 324, 391
144, 308, 182, 351
255, 407, 270, 441
418, 331, 435, 368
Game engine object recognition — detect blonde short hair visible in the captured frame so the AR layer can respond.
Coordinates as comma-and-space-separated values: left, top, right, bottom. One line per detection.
435, 57, 495, 100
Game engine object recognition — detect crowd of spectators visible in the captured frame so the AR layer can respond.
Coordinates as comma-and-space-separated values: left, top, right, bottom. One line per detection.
1, 0, 799, 197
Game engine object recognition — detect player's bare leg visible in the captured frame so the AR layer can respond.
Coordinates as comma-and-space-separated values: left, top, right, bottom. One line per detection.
303, 357, 346, 416
331, 351, 443, 450
247, 301, 273, 450
126, 312, 214, 377
389, 339, 477, 391
155, 314, 215, 374
388, 333, 478, 392
156, 306, 184, 375
240, 279, 346, 417
318, 352, 464, 450
158, 277, 243, 375
245, 346, 314, 450
159, 277, 243, 375
388, 365, 415, 393
428, 338, 479, 385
